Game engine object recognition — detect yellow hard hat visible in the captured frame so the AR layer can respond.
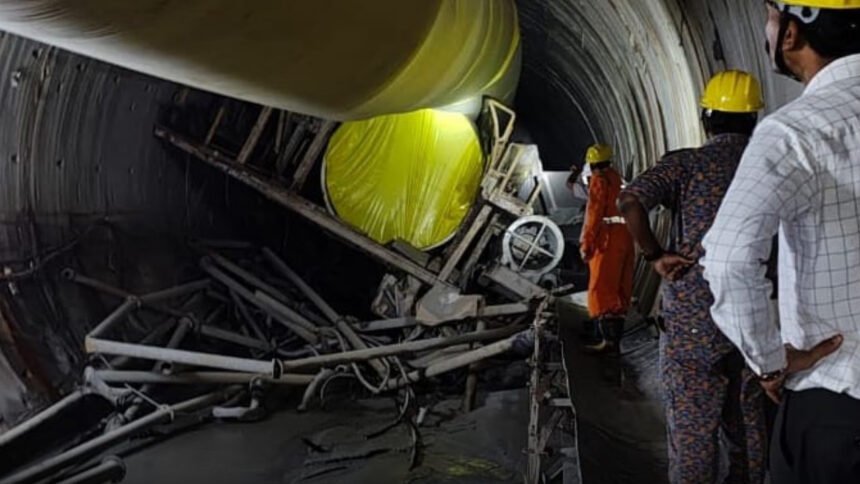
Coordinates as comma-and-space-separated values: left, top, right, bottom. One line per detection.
700, 70, 764, 114
585, 144, 613, 165
779, 0, 860, 8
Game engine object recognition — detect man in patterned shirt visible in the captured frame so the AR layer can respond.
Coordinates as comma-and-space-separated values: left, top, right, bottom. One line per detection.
702, 1, 860, 482
618, 71, 766, 484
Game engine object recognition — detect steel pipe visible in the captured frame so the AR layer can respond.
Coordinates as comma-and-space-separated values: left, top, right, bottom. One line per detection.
109, 319, 177, 368
280, 325, 524, 371
202, 261, 318, 344
87, 299, 138, 340
257, 250, 387, 375
139, 279, 210, 304
197, 324, 272, 352
0, 388, 238, 484
262, 248, 339, 323
54, 456, 126, 484
0, 391, 85, 449
85, 337, 276, 375
208, 252, 291, 306
92, 370, 313, 386
356, 317, 418, 332
230, 291, 267, 343
383, 332, 522, 390
62, 269, 128, 299
253, 291, 318, 334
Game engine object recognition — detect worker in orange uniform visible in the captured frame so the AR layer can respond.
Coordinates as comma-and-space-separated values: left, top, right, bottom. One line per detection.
578, 144, 635, 352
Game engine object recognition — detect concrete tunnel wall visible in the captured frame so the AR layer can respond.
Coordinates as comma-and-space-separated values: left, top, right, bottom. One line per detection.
0, 0, 806, 426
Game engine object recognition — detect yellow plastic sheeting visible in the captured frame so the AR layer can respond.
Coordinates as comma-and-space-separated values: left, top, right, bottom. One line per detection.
324, 110, 483, 250
0, 0, 519, 120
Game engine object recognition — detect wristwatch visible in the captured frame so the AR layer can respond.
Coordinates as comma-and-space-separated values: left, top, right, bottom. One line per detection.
759, 369, 786, 382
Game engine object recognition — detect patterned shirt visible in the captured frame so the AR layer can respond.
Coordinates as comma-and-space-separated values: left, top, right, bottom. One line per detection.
703, 54, 860, 398
623, 134, 750, 360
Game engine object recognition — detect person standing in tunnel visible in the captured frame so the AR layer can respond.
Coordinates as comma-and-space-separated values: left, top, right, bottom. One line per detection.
618, 71, 767, 484
702, 1, 860, 482
579, 144, 635, 353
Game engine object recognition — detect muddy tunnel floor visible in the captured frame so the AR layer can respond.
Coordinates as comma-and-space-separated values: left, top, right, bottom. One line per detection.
111, 301, 666, 484
559, 300, 668, 484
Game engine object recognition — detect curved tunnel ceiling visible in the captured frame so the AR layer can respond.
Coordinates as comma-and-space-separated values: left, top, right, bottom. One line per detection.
517, 0, 802, 172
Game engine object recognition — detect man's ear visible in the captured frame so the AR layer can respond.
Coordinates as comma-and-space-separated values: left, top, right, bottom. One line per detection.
782, 18, 804, 53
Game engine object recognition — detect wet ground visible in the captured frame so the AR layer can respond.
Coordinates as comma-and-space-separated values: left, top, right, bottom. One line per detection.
115, 299, 667, 483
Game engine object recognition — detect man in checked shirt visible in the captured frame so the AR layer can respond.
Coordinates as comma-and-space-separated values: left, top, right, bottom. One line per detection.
618, 71, 767, 484
702, 1, 860, 482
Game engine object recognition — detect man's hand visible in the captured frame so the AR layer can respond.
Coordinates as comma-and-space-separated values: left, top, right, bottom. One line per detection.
760, 335, 844, 404
580, 248, 591, 263
653, 253, 694, 281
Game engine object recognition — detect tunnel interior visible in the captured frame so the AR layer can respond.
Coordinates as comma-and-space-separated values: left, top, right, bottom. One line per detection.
0, 1, 809, 482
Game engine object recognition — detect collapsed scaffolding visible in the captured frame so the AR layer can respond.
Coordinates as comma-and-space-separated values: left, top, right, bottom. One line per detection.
0, 100, 580, 484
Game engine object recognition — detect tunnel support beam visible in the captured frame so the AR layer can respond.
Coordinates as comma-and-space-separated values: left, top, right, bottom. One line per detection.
154, 126, 440, 285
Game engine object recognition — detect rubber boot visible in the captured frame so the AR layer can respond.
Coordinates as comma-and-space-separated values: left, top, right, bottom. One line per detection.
582, 318, 609, 353
608, 318, 626, 354
604, 317, 627, 386
580, 318, 600, 344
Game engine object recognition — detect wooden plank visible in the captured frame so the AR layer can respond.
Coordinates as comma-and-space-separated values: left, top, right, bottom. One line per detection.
154, 127, 440, 286
204, 104, 227, 145
237, 106, 273, 164
290, 120, 337, 190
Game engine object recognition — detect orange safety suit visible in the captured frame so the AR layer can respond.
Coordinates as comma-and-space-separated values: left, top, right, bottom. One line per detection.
580, 167, 635, 318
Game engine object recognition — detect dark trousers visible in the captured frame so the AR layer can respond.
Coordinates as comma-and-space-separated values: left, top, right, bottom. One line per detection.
771, 389, 860, 483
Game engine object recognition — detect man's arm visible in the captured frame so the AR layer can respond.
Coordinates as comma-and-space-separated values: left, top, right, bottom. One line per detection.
701, 120, 810, 375
618, 154, 692, 279
580, 173, 606, 260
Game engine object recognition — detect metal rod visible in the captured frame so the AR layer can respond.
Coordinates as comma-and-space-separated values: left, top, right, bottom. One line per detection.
383, 332, 521, 390
154, 127, 439, 285
0, 389, 237, 484
333, 317, 389, 377
290, 120, 337, 190
198, 324, 272, 352
280, 325, 524, 371
208, 252, 291, 305
356, 317, 417, 332
54, 456, 126, 484
253, 291, 317, 334
204, 104, 227, 145
258, 249, 386, 375
482, 303, 530, 317
139, 280, 210, 304
62, 269, 189, 318
62, 269, 128, 299
92, 370, 313, 386
109, 319, 177, 368
237, 106, 273, 164
88, 298, 138, 338
261, 247, 338, 323
463, 320, 487, 412
202, 261, 318, 344
230, 290, 267, 343
0, 391, 85, 449
85, 337, 276, 375
438, 205, 493, 282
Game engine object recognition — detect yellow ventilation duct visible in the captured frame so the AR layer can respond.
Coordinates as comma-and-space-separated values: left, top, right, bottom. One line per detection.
0, 0, 519, 120
324, 109, 484, 250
